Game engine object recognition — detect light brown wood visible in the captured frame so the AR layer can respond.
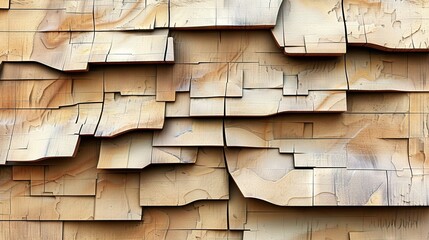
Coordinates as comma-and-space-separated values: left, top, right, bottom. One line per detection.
170, 0, 282, 28
94, 173, 142, 220
153, 118, 224, 146
98, 132, 153, 169
272, 0, 346, 55
345, 0, 429, 51
140, 149, 228, 206
95, 93, 165, 137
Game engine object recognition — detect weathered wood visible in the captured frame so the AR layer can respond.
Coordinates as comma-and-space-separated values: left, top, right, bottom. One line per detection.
272, 0, 346, 55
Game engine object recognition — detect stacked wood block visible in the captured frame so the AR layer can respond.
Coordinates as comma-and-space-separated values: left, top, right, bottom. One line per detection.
2, 0, 429, 239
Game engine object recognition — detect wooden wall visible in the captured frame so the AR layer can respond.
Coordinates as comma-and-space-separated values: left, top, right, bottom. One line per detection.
1, 0, 429, 239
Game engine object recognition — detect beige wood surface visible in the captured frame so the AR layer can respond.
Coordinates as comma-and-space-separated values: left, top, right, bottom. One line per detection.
272, 0, 346, 55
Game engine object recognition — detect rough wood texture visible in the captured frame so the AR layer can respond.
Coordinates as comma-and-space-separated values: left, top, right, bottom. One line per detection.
272, 0, 346, 55
4, 1, 429, 239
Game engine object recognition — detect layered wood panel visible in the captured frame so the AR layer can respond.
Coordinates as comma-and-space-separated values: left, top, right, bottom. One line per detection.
3, 0, 429, 239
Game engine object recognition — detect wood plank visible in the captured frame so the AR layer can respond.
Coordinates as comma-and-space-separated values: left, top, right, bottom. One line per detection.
226, 148, 311, 206
140, 157, 228, 206
98, 132, 152, 169
94, 173, 142, 220
153, 118, 224, 146
190, 97, 225, 116
95, 93, 165, 137
8, 107, 82, 162
272, 0, 346, 55
345, 0, 429, 51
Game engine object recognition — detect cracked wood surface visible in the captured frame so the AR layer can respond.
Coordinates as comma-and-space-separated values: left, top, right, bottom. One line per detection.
3, 1, 429, 239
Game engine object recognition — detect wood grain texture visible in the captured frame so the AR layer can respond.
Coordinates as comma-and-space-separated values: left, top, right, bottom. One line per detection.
272, 0, 346, 55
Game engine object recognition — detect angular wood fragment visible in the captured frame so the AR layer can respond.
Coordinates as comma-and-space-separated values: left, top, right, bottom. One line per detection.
8, 107, 82, 162
140, 151, 228, 206
226, 148, 312, 206
30, 138, 99, 196
98, 132, 152, 169
344, 0, 429, 51
165, 92, 191, 117
95, 93, 165, 137
272, 0, 346, 55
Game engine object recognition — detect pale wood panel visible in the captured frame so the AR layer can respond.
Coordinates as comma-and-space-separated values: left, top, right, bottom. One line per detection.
272, 0, 346, 55
77, 103, 103, 135
170, 0, 282, 28
28, 139, 99, 196
153, 118, 224, 146
98, 132, 153, 169
165, 92, 191, 117
387, 169, 429, 206
226, 90, 346, 116
0, 221, 62, 240
140, 153, 228, 206
95, 93, 165, 137
190, 97, 225, 116
345, 0, 429, 51
226, 148, 311, 206
313, 168, 388, 206
94, 173, 142, 220
190, 63, 228, 98
347, 49, 429, 91
7, 107, 82, 161
104, 65, 156, 96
